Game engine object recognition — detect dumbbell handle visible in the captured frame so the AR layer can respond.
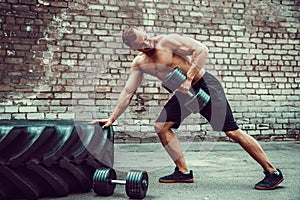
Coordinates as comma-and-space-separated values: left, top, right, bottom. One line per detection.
111, 179, 148, 187
186, 90, 194, 97
111, 179, 126, 185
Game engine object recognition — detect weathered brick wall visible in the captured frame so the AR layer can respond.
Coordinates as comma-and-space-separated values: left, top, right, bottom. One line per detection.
0, 0, 299, 142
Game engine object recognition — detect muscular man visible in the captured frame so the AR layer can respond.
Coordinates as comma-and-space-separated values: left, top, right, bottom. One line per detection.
90, 26, 284, 190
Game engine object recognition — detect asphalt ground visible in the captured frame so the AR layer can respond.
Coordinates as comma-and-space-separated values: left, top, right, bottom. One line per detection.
42, 141, 300, 200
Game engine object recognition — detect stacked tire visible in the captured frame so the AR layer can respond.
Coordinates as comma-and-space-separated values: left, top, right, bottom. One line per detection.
0, 120, 114, 200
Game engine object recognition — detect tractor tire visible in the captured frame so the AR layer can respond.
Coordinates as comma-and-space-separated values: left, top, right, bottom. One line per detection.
0, 120, 114, 199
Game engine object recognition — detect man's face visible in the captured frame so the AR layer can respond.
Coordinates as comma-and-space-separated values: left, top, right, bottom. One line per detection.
129, 29, 153, 52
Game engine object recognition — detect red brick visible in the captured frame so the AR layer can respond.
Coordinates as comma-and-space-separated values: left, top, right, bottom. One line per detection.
15, 85, 34, 92
37, 13, 53, 19
19, 38, 38, 44
0, 86, 11, 92
65, 35, 82, 40
32, 45, 47, 51
0, 2, 12, 9
21, 25, 39, 33
24, 59, 40, 66
31, 6, 49, 13
16, 17, 25, 24
36, 93, 53, 99
39, 25, 48, 32
49, 7, 65, 14
13, 31, 29, 38
11, 78, 20, 84
5, 57, 24, 64
6, 16, 15, 24
12, 4, 30, 11
3, 24, 20, 31
50, 1, 68, 8
7, 0, 18, 3
19, 0, 36, 5
0, 50, 5, 56
35, 19, 46, 25
13, 44, 32, 51
66, 47, 82, 53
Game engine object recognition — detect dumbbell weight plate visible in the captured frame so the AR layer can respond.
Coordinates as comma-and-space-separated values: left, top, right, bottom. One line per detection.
185, 89, 210, 113
125, 170, 149, 199
162, 67, 186, 93
93, 168, 116, 196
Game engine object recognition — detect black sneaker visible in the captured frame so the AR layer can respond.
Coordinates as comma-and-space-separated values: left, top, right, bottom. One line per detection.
255, 169, 284, 190
159, 167, 194, 183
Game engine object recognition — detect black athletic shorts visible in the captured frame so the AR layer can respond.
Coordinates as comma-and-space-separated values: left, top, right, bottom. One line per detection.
156, 72, 239, 132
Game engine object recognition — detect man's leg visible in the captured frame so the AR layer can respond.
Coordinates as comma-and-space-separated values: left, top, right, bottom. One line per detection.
154, 121, 188, 173
225, 129, 284, 190
225, 129, 276, 172
154, 121, 194, 183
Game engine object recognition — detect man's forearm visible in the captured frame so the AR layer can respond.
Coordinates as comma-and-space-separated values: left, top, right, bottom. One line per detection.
109, 88, 134, 122
186, 47, 209, 81
186, 65, 199, 82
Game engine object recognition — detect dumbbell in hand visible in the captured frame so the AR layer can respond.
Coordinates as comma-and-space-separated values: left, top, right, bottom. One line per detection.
162, 67, 210, 113
93, 167, 148, 199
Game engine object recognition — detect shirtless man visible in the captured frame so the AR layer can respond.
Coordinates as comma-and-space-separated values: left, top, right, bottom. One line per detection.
90, 26, 284, 190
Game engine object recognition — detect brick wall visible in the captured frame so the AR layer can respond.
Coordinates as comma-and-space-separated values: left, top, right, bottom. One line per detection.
0, 0, 299, 142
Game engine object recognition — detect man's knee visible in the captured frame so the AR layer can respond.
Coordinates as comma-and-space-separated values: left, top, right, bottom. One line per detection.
154, 122, 173, 135
154, 122, 163, 134
225, 129, 241, 142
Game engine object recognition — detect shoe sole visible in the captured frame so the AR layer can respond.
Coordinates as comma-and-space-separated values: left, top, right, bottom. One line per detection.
159, 179, 194, 183
254, 178, 284, 190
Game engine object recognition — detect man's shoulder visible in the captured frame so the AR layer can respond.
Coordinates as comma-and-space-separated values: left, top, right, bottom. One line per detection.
132, 53, 147, 66
156, 33, 186, 48
153, 33, 182, 44
159, 33, 183, 41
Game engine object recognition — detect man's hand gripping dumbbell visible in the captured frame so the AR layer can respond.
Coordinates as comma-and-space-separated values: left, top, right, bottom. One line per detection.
162, 67, 210, 113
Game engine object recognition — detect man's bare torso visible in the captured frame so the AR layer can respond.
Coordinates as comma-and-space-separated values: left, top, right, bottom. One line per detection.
133, 35, 205, 85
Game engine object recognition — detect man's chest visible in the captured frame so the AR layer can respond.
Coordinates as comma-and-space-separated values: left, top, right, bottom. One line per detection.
138, 51, 175, 80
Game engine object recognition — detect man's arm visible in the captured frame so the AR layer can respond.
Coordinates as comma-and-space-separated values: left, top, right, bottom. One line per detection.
90, 65, 143, 127
110, 67, 143, 122
161, 34, 209, 93
186, 44, 209, 81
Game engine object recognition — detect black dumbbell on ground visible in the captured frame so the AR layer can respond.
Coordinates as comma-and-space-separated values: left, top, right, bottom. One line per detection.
162, 67, 210, 113
93, 167, 148, 199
